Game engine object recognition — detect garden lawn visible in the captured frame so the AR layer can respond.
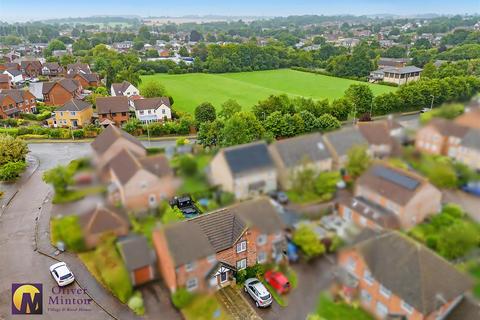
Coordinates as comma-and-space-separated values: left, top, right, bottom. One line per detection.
140, 69, 396, 113
315, 294, 373, 320
52, 185, 106, 204
182, 294, 230, 320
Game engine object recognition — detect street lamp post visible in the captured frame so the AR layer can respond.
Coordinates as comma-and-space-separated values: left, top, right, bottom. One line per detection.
430, 94, 435, 110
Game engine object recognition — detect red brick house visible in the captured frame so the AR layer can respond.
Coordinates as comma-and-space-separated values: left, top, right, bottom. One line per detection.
68, 72, 100, 88
42, 78, 82, 106
41, 62, 65, 77
338, 231, 472, 320
0, 74, 11, 89
96, 96, 131, 126
153, 198, 286, 293
0, 89, 37, 119
337, 163, 441, 230
20, 60, 42, 78
415, 118, 469, 156
117, 235, 156, 286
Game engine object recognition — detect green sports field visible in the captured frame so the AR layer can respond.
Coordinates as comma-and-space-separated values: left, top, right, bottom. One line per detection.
140, 69, 396, 113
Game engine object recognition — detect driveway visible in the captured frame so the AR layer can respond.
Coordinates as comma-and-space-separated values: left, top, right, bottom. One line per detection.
248, 257, 336, 320
442, 189, 480, 222
141, 281, 182, 320
216, 286, 262, 320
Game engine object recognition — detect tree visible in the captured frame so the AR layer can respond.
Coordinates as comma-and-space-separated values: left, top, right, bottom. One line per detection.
437, 222, 480, 260
45, 39, 66, 56
221, 112, 265, 147
177, 155, 198, 176
264, 111, 287, 138
141, 81, 168, 98
314, 171, 340, 199
290, 157, 316, 194
421, 62, 437, 79
0, 162, 26, 182
345, 145, 371, 179
345, 84, 374, 118
414, 38, 432, 50
122, 119, 142, 135
252, 95, 294, 120
43, 165, 74, 195
293, 224, 325, 260
161, 207, 184, 225
197, 120, 224, 148
299, 110, 317, 133
189, 30, 203, 42
0, 134, 28, 166
314, 114, 341, 132
194, 102, 216, 126
219, 99, 242, 120
178, 46, 189, 57
373, 92, 402, 116
383, 45, 407, 58
329, 97, 352, 121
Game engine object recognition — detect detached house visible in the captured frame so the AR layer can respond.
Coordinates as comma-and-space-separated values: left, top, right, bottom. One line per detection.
41, 62, 64, 77
78, 204, 129, 249
338, 231, 472, 320
96, 96, 130, 126
91, 124, 147, 171
415, 118, 469, 156
153, 198, 286, 293
451, 129, 480, 171
209, 141, 277, 200
133, 97, 172, 123
357, 121, 400, 158
337, 163, 441, 230
0, 74, 11, 89
48, 99, 93, 128
68, 72, 100, 88
42, 78, 82, 106
20, 60, 42, 78
3, 69, 23, 85
67, 63, 91, 75
0, 89, 37, 119
323, 127, 371, 170
455, 107, 480, 130
269, 133, 333, 189
111, 81, 140, 98
108, 149, 178, 211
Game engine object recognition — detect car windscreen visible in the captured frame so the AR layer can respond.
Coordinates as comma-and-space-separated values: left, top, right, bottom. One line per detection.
261, 293, 271, 300
60, 273, 72, 280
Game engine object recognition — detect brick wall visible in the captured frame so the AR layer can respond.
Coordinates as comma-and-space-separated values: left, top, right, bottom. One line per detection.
44, 84, 74, 106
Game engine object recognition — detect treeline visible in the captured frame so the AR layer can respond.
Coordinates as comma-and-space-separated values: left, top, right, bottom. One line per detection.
196, 75, 480, 149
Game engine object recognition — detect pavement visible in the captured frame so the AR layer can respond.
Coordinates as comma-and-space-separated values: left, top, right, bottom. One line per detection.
442, 189, 480, 223
247, 257, 336, 320
141, 282, 182, 320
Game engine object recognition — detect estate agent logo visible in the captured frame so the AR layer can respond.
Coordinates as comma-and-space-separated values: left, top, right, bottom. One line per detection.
12, 283, 43, 315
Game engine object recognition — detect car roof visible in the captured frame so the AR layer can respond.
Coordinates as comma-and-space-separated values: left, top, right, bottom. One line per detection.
253, 282, 269, 295
54, 265, 71, 276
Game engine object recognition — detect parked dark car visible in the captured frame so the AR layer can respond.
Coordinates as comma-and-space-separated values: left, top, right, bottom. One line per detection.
462, 182, 480, 196
169, 195, 201, 218
268, 191, 289, 204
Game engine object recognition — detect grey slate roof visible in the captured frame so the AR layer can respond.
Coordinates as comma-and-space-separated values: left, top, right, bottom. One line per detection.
222, 141, 275, 177
161, 198, 284, 267
117, 235, 155, 271
460, 129, 480, 151
382, 65, 423, 74
269, 133, 332, 168
5, 69, 22, 77
111, 81, 132, 95
133, 97, 170, 111
56, 99, 91, 112
324, 127, 369, 157
78, 204, 129, 235
96, 96, 130, 114
355, 231, 471, 315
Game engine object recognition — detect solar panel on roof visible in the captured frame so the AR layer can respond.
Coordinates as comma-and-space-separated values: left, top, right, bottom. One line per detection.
373, 166, 420, 190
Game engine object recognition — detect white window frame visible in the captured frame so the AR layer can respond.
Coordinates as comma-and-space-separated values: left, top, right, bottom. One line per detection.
236, 241, 247, 253
360, 289, 372, 304
346, 257, 356, 272
379, 285, 391, 298
257, 251, 267, 264
185, 262, 196, 272
363, 270, 374, 285
236, 258, 247, 270
401, 300, 414, 314
186, 278, 198, 291
376, 301, 388, 318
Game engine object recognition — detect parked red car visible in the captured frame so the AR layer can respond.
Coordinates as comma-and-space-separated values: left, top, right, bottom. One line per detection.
264, 270, 290, 294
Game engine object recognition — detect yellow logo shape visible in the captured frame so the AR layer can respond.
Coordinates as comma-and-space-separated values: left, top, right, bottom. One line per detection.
13, 284, 41, 314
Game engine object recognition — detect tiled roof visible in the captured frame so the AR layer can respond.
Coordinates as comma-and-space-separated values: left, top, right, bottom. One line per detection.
324, 127, 369, 157
117, 235, 155, 271
222, 141, 275, 176
96, 96, 130, 114
56, 99, 92, 112
133, 97, 170, 111
91, 125, 145, 157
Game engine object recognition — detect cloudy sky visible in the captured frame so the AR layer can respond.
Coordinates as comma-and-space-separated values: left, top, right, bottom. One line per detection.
1, 0, 478, 22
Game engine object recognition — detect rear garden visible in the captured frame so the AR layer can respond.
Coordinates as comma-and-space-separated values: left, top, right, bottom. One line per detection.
308, 293, 373, 320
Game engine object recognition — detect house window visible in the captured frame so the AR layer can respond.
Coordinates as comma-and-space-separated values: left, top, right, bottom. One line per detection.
122, 112, 127, 116
60, 112, 64, 117
401, 300, 414, 314
376, 302, 388, 318
379, 285, 391, 298
257, 234, 267, 246
360, 290, 372, 304
162, 109, 166, 114
71, 111, 76, 116
236, 258, 247, 270
140, 110, 144, 115
363, 270, 374, 285
207, 254, 216, 264
186, 278, 198, 291
236, 241, 247, 253
185, 262, 196, 272
257, 252, 267, 264
346, 257, 356, 272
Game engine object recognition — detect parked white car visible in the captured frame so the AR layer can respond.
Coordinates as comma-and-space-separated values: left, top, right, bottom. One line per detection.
49, 262, 75, 286
244, 278, 272, 308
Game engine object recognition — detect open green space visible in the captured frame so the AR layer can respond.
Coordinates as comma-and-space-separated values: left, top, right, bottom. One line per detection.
140, 69, 396, 113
